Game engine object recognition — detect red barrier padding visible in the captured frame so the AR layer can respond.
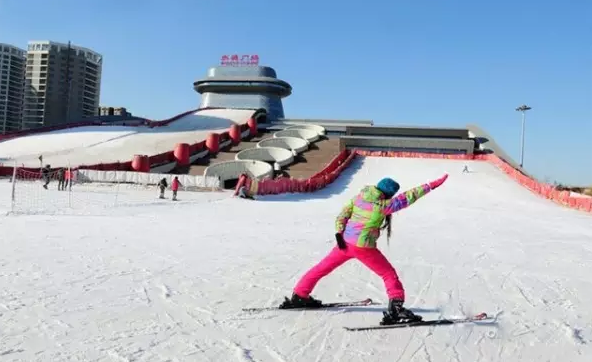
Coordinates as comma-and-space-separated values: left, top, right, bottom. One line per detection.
250, 150, 355, 196
148, 152, 169, 166
131, 155, 150, 172
247, 117, 257, 136
165, 151, 175, 163
93, 161, 128, 171
193, 140, 206, 153
195, 140, 206, 150
0, 166, 13, 177
485, 154, 592, 213
206, 133, 220, 153
310, 150, 351, 179
219, 131, 230, 143
354, 150, 481, 160
188, 143, 198, 154
229, 124, 242, 145
174, 143, 190, 166
188, 140, 207, 155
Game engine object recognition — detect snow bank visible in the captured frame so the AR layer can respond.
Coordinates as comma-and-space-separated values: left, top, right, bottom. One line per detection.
0, 109, 254, 168
0, 125, 137, 160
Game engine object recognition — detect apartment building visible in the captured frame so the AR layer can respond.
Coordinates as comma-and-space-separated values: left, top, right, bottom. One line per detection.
0, 44, 26, 134
23, 41, 102, 130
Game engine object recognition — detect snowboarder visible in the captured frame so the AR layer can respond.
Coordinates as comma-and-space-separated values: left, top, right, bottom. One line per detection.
284, 174, 449, 325
41, 164, 51, 189
157, 178, 168, 199
171, 176, 182, 201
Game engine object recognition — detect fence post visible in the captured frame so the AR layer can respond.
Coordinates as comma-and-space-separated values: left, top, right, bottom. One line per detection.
10, 160, 17, 213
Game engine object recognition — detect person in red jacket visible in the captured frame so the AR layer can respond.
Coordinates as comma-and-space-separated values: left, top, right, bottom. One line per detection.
171, 176, 182, 201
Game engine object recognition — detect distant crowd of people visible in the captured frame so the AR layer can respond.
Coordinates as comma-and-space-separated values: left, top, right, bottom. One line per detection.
38, 164, 256, 202
41, 164, 73, 191
158, 176, 181, 201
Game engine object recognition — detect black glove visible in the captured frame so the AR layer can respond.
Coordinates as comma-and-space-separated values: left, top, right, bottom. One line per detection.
335, 233, 347, 250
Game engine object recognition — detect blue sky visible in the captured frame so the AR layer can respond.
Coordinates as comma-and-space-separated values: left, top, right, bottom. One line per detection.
1, 0, 590, 185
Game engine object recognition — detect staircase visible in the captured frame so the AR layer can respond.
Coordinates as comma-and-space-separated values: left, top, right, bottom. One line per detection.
187, 133, 274, 176
280, 137, 340, 179
183, 131, 340, 180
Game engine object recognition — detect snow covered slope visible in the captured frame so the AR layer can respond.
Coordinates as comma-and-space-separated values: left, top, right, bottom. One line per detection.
1, 156, 592, 361
0, 109, 253, 168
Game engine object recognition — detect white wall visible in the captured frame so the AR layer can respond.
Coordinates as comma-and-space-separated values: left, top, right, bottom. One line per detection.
77, 169, 220, 188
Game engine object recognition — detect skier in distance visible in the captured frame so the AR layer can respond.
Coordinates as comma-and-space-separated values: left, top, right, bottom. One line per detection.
284, 173, 449, 325
171, 176, 181, 201
157, 178, 168, 199
41, 164, 51, 189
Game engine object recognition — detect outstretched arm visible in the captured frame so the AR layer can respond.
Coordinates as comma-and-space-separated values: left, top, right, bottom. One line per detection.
384, 174, 448, 215
335, 198, 354, 234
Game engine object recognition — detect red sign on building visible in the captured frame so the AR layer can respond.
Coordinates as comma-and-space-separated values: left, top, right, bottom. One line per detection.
220, 54, 259, 66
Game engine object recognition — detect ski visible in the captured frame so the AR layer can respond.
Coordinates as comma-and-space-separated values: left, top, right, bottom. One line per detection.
242, 298, 377, 312
344, 313, 492, 331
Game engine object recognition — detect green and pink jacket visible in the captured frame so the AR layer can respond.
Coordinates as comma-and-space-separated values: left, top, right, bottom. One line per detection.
335, 184, 432, 248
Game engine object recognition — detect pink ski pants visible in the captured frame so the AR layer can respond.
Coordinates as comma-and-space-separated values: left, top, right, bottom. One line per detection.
293, 245, 405, 300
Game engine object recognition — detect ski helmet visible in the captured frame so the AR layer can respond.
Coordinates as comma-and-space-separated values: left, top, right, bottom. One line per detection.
376, 177, 400, 198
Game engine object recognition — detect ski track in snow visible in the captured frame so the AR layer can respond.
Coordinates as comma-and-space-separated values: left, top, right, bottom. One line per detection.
1, 157, 592, 361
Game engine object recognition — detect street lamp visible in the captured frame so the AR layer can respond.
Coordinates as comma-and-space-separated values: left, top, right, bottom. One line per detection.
515, 104, 531, 168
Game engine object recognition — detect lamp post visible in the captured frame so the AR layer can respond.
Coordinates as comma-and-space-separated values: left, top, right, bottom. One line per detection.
515, 104, 531, 168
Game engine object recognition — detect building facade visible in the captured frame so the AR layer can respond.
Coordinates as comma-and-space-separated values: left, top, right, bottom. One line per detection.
98, 106, 131, 117
194, 65, 291, 120
0, 44, 26, 134
23, 41, 102, 130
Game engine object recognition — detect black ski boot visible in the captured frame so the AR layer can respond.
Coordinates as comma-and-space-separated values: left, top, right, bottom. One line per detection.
279, 293, 323, 309
380, 299, 422, 325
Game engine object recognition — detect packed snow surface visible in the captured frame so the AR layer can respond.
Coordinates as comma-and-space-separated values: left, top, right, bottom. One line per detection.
1, 156, 592, 361
0, 109, 253, 168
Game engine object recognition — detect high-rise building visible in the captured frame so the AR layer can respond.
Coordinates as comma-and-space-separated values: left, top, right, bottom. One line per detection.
0, 44, 26, 134
23, 41, 102, 130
